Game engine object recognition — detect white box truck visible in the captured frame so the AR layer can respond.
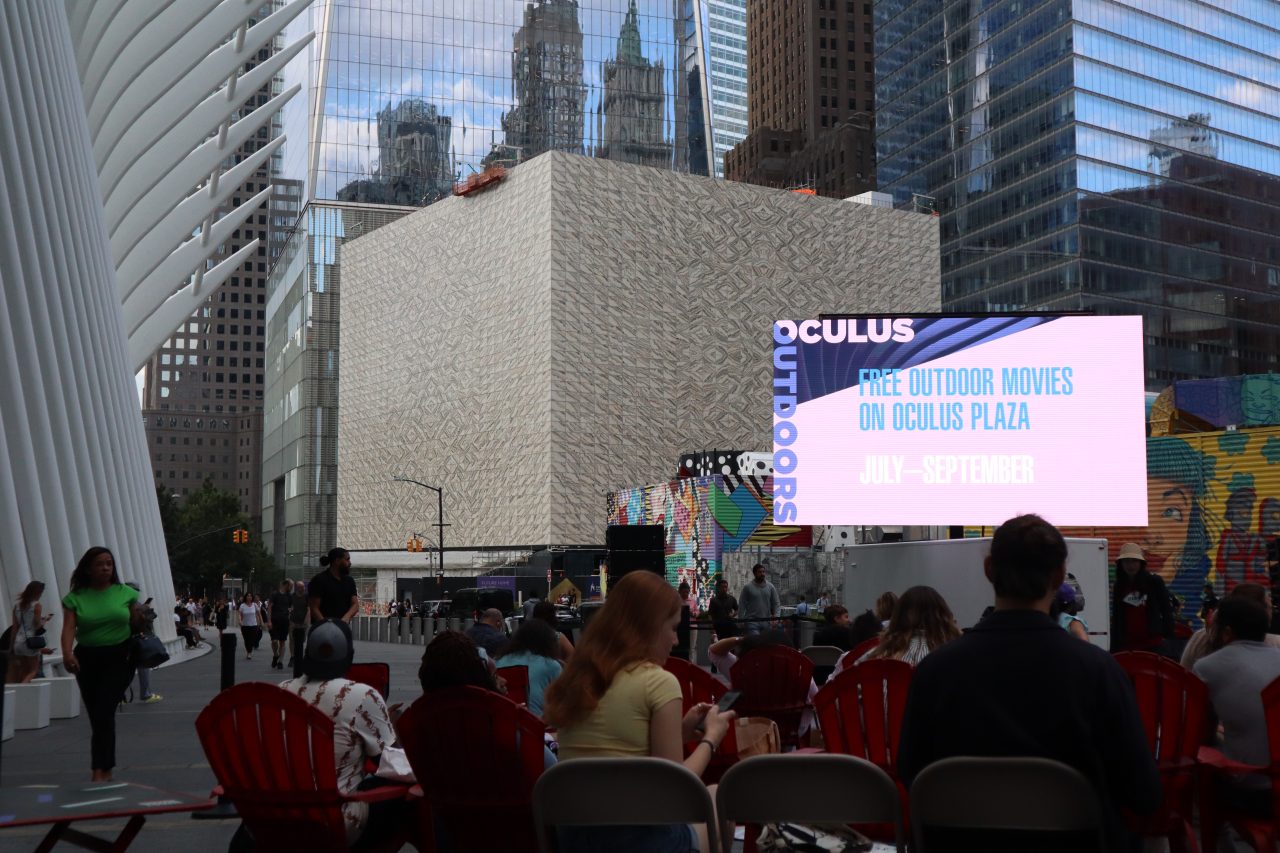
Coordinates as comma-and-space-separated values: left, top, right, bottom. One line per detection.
841, 537, 1111, 650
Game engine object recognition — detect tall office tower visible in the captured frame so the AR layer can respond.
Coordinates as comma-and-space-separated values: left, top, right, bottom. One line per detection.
599, 0, 672, 168
724, 0, 877, 197
876, 0, 1280, 385
504, 0, 588, 158
140, 4, 280, 517
337, 101, 454, 207
705, 0, 749, 178
264, 0, 719, 573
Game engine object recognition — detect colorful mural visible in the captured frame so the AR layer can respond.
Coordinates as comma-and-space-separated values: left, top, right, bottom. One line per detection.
1173, 374, 1280, 429
606, 474, 812, 608
1059, 426, 1280, 627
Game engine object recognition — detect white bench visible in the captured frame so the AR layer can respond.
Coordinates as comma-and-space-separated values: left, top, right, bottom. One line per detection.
2, 689, 13, 740
9, 681, 50, 730
33, 676, 79, 719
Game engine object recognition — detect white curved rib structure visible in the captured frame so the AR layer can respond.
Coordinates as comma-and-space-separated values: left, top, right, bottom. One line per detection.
0, 0, 312, 642
67, 0, 312, 369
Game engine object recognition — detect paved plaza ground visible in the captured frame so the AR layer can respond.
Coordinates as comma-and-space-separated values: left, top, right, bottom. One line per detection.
0, 628, 428, 853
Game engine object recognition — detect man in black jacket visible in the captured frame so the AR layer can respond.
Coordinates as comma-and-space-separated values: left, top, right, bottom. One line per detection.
898, 515, 1160, 852
1110, 541, 1176, 655
706, 576, 738, 640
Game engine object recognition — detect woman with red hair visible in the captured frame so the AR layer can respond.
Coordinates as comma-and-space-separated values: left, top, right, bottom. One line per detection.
543, 571, 733, 853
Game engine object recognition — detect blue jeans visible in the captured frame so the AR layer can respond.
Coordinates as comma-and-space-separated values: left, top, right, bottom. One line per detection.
137, 666, 152, 698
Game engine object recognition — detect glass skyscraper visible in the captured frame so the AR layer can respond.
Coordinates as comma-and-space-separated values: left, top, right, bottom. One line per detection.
264, 0, 724, 572
876, 0, 1280, 386
276, 0, 717, 207
704, 0, 749, 178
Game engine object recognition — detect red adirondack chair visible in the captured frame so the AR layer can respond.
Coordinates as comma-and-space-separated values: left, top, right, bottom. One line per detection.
195, 682, 411, 853
498, 664, 530, 707
848, 635, 881, 662
663, 656, 739, 783
1112, 651, 1208, 852
346, 662, 390, 700
1197, 674, 1280, 852
813, 659, 913, 842
396, 686, 547, 853
730, 645, 814, 751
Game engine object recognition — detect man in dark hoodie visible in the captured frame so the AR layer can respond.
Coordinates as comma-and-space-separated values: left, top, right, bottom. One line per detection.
1111, 542, 1175, 655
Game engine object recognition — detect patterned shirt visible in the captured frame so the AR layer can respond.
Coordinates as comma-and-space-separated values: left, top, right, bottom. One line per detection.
280, 675, 395, 841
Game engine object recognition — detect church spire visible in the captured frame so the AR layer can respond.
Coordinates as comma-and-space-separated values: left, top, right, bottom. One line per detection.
616, 0, 644, 66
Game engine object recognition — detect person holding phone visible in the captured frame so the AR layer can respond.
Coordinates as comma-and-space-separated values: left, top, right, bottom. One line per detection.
544, 571, 735, 853
8, 581, 51, 683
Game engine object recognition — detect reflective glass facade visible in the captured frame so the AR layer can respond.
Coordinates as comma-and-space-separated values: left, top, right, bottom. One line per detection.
262, 204, 411, 572
277, 0, 718, 206
265, 1, 724, 569
876, 0, 1280, 385
705, 0, 748, 178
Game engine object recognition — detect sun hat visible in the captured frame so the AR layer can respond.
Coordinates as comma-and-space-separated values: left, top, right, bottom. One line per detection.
1116, 543, 1146, 563
302, 619, 354, 680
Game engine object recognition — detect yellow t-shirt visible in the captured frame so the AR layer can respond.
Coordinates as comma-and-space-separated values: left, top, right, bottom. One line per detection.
556, 662, 683, 760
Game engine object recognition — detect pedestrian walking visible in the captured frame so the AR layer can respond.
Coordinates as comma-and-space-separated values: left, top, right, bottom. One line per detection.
60, 547, 140, 781
7, 581, 51, 683
267, 579, 292, 670
288, 580, 309, 669
238, 592, 264, 660
125, 584, 162, 704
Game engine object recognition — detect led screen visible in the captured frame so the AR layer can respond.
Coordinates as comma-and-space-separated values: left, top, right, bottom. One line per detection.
772, 315, 1147, 526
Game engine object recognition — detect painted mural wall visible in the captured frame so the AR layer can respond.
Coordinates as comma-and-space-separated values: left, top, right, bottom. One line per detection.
1060, 426, 1280, 627
606, 474, 811, 607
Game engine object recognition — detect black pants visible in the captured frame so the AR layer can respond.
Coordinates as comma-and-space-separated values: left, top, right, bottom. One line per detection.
73, 642, 135, 772
240, 626, 262, 652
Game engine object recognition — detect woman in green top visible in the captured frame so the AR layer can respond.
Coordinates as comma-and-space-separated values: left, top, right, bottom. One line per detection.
60, 547, 140, 781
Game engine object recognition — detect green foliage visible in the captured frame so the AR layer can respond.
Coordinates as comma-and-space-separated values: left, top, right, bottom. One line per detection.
159, 480, 280, 598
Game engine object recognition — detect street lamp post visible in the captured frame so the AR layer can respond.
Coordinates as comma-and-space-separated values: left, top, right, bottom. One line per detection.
392, 477, 448, 582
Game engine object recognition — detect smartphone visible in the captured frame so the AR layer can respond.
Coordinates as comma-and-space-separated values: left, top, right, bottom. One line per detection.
715, 690, 742, 713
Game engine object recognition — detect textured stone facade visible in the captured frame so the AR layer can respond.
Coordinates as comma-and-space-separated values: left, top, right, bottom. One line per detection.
338, 151, 939, 549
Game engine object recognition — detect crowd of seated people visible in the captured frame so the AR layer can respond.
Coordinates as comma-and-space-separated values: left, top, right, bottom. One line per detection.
213, 518, 1280, 853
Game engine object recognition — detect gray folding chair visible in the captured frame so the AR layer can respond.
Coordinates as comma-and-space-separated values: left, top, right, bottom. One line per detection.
532, 757, 719, 853
801, 645, 844, 685
715, 754, 904, 853
909, 756, 1107, 853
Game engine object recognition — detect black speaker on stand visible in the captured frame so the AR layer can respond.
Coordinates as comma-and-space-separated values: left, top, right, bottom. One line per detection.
605, 524, 666, 582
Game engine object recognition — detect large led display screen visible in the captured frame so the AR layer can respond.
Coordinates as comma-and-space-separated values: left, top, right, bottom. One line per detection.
772, 315, 1147, 526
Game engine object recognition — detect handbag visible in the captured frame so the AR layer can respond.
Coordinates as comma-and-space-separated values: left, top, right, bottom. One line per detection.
734, 717, 782, 758
15, 606, 45, 650
757, 822, 875, 852
131, 632, 170, 669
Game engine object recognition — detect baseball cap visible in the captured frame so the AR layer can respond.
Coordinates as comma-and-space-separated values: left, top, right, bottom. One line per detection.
302, 619, 354, 680
1117, 543, 1145, 563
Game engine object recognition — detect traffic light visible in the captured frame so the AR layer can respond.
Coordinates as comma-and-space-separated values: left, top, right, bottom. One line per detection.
232, 528, 248, 544
406, 537, 423, 552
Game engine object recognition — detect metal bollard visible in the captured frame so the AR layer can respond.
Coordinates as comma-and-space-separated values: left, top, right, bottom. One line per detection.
195, 635, 240, 820
291, 627, 306, 678
220, 631, 237, 691
799, 618, 816, 648
693, 623, 712, 666
447, 617, 460, 634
